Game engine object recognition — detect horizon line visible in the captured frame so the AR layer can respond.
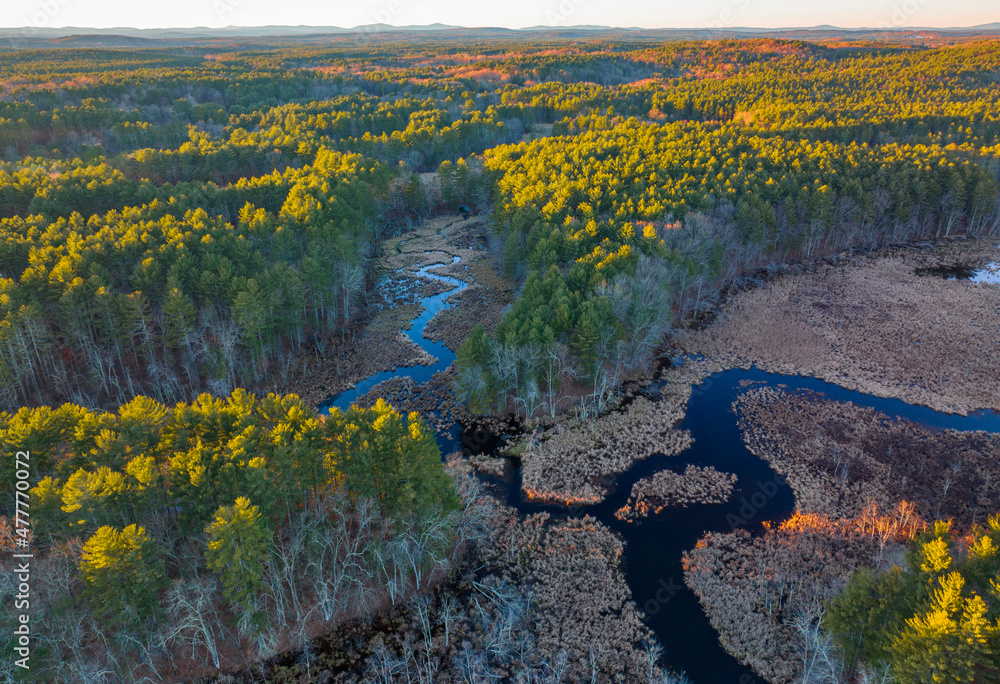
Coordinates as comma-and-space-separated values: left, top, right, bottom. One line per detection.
1, 22, 998, 32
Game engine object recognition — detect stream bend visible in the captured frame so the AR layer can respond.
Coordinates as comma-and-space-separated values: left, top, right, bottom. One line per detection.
321, 253, 1000, 683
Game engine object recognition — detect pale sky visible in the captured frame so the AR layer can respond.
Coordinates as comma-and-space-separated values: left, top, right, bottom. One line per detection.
1, 0, 995, 31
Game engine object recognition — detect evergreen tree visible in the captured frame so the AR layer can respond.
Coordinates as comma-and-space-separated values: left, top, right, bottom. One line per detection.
328, 400, 459, 519
80, 524, 166, 632
205, 496, 271, 632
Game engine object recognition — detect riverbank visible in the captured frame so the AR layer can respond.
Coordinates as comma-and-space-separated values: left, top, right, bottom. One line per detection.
287, 216, 1000, 684
682, 507, 919, 684
675, 240, 1000, 683
518, 393, 693, 505
284, 213, 515, 408
734, 386, 1000, 526
678, 238, 1000, 415
240, 473, 681, 684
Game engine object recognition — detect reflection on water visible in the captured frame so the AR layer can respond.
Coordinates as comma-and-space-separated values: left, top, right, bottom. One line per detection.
916, 260, 1000, 285
971, 262, 1000, 285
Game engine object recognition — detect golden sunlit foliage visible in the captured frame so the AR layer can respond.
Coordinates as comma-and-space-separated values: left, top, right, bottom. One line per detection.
1, 390, 458, 675
457, 40, 1000, 417
828, 516, 1000, 681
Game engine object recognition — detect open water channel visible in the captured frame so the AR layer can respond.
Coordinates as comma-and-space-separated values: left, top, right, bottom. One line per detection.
321, 254, 1000, 683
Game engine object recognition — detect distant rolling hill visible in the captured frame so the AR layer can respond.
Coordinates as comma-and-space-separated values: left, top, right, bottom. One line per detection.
47, 34, 164, 47
1, 23, 999, 49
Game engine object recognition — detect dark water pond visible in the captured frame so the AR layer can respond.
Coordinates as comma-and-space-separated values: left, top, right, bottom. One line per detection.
916, 261, 1000, 285
323, 255, 1000, 683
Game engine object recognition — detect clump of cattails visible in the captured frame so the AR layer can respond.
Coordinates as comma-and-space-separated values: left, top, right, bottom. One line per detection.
615, 465, 737, 521
520, 394, 694, 505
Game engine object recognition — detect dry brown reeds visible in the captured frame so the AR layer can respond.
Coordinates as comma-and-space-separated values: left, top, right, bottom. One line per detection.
520, 392, 694, 505
476, 508, 666, 682
735, 386, 1000, 527
682, 239, 1000, 415
285, 329, 438, 406
316, 493, 671, 683
615, 465, 737, 521
423, 282, 513, 352
683, 504, 919, 684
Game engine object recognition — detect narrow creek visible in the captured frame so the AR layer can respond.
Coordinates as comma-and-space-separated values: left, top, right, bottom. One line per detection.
321, 255, 468, 412
321, 253, 1000, 683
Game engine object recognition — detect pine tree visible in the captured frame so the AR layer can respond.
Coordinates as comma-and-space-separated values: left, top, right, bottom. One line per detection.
80, 524, 166, 632
329, 400, 458, 519
163, 287, 196, 350
205, 496, 271, 632
890, 572, 998, 683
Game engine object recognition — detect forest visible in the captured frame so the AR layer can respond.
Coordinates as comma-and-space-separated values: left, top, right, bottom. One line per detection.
0, 391, 464, 680
827, 517, 1000, 681
1, 33, 1000, 683
456, 42, 1000, 415
2, 40, 999, 414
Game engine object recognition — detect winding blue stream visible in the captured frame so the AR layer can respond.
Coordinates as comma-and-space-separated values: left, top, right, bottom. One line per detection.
321, 253, 1000, 683
320, 255, 468, 413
